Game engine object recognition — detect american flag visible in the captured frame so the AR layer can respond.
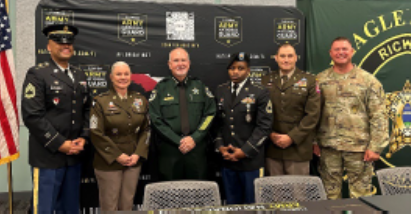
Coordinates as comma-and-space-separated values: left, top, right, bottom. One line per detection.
0, 0, 19, 165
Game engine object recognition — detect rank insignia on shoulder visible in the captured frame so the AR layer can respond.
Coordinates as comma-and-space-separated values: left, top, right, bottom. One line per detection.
24, 83, 36, 99
266, 100, 273, 113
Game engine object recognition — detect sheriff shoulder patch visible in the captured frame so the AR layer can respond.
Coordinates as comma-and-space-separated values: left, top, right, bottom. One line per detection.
149, 90, 157, 102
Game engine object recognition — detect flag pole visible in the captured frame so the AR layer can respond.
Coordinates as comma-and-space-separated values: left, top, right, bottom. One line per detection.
7, 162, 13, 214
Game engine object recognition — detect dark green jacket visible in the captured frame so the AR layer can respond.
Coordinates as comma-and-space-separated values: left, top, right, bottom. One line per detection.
149, 76, 216, 145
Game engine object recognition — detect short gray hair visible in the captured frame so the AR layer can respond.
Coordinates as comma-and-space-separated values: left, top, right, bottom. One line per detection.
111, 61, 130, 73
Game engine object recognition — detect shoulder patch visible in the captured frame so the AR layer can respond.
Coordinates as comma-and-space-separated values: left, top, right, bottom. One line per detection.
266, 100, 273, 114
205, 87, 214, 98
24, 83, 36, 99
90, 114, 98, 129
149, 90, 157, 102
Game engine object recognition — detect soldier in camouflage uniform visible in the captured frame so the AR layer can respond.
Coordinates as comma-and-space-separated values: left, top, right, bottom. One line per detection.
315, 37, 389, 199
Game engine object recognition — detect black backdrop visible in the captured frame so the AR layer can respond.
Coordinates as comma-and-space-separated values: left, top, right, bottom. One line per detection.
35, 0, 305, 211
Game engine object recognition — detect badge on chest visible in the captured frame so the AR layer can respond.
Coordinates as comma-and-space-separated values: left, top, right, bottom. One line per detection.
164, 93, 174, 101
293, 77, 308, 92
133, 98, 143, 111
108, 101, 118, 111
53, 97, 59, 105
241, 94, 255, 123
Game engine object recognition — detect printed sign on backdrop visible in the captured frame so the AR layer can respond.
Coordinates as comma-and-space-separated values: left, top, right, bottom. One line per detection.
35, 0, 305, 210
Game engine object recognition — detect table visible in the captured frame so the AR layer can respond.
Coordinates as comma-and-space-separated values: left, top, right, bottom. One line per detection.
360, 194, 411, 214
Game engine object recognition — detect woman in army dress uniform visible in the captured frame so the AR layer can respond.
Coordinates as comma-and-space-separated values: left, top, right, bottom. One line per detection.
90, 61, 150, 211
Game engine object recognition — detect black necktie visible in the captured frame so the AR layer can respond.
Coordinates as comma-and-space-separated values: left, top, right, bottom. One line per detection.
179, 82, 190, 136
232, 83, 239, 103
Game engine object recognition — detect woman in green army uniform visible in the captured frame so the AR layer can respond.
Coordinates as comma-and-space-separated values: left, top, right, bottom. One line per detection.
90, 61, 150, 211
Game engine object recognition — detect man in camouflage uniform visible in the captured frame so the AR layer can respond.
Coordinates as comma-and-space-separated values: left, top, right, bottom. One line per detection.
315, 37, 389, 199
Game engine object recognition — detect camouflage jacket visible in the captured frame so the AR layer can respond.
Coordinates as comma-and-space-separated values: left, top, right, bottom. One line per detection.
316, 66, 388, 153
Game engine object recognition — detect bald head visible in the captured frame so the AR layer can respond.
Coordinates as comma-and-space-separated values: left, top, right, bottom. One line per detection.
168, 48, 190, 62
168, 48, 190, 80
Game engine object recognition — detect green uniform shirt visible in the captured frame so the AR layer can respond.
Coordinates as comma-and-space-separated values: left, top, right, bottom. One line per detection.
149, 76, 216, 145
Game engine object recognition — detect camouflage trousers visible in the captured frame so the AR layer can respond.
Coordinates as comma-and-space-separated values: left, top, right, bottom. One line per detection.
319, 147, 373, 199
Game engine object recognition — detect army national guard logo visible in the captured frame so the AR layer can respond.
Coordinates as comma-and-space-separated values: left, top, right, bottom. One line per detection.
41, 8, 74, 29
250, 66, 271, 85
215, 17, 242, 47
118, 13, 148, 45
384, 80, 411, 162
273, 18, 300, 46
79, 65, 109, 96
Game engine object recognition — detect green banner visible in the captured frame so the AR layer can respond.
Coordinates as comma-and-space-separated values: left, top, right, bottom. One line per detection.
299, 0, 411, 195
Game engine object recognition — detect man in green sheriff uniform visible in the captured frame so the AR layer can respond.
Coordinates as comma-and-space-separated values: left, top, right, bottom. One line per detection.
149, 48, 216, 180
315, 37, 389, 199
